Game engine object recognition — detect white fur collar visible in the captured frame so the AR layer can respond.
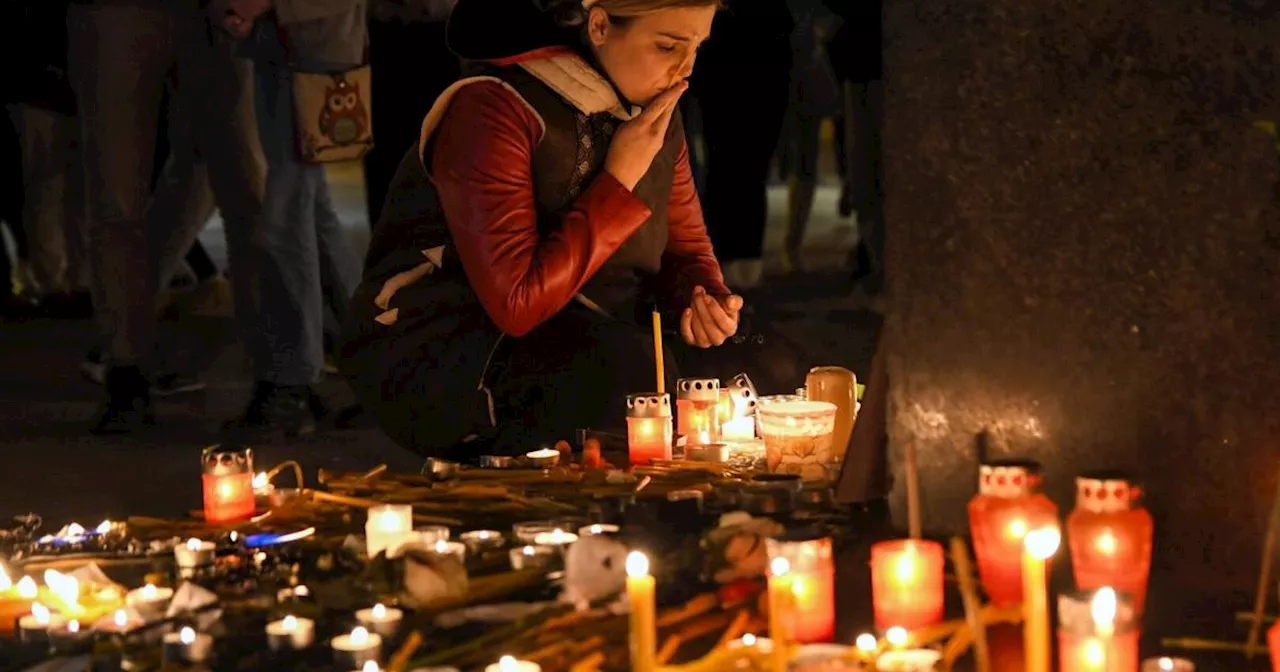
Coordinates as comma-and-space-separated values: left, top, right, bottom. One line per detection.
519, 54, 638, 120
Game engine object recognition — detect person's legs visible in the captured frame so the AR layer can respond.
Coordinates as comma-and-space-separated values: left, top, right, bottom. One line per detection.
10, 104, 73, 296
848, 80, 885, 294
784, 114, 822, 273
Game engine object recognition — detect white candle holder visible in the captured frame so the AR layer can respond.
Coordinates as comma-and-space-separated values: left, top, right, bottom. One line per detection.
174, 538, 216, 569
356, 603, 404, 639
332, 627, 382, 669
459, 530, 505, 552
125, 584, 174, 618
509, 545, 557, 571
524, 448, 560, 468
366, 504, 414, 559
512, 521, 562, 545
266, 614, 316, 651
163, 626, 214, 664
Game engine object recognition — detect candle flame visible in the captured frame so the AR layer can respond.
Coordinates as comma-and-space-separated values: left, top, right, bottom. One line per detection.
435, 540, 449, 553
1024, 527, 1061, 560
67, 620, 80, 633
113, 610, 127, 628
1095, 530, 1117, 555
742, 633, 757, 646
372, 603, 387, 619
142, 584, 157, 599
856, 633, 878, 652
350, 626, 369, 645
44, 569, 80, 608
1091, 587, 1118, 630
699, 430, 711, 444
283, 615, 298, 632
522, 546, 535, 556
180, 627, 195, 645
1083, 638, 1106, 666
65, 522, 86, 538
218, 480, 235, 498
17, 576, 37, 598
294, 585, 310, 597
96, 520, 112, 535
230, 531, 238, 542
626, 551, 650, 578
362, 662, 380, 672
252, 472, 268, 489
589, 525, 603, 535
893, 552, 916, 583
31, 602, 50, 625
1007, 518, 1028, 539
1158, 658, 1173, 671
0, 566, 10, 591
770, 556, 790, 577
499, 656, 519, 672
885, 626, 909, 648
185, 538, 204, 551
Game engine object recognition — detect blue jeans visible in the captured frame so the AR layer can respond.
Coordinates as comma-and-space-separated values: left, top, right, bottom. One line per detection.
252, 59, 360, 386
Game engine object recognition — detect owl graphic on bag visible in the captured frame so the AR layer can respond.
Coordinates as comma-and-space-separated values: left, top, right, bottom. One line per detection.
318, 76, 369, 145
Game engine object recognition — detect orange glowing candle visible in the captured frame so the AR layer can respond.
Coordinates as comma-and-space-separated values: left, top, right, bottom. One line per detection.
201, 445, 255, 524
676, 378, 721, 445
968, 460, 1059, 607
1067, 474, 1153, 615
626, 394, 673, 466
626, 551, 656, 672
768, 536, 835, 643
767, 556, 793, 672
1268, 620, 1280, 672
1023, 527, 1060, 672
1057, 587, 1138, 672
870, 539, 945, 630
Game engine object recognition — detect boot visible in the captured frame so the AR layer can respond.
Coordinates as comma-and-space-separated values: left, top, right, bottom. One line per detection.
91, 365, 155, 434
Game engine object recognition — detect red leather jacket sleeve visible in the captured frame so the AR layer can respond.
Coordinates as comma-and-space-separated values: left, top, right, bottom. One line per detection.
430, 81, 654, 337
656, 137, 729, 312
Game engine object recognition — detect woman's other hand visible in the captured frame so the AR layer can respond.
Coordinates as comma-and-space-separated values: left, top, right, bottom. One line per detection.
604, 80, 688, 191
680, 285, 743, 348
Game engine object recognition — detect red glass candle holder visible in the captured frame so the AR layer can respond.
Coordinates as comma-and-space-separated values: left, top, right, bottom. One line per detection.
767, 535, 835, 643
870, 539, 945, 630
968, 460, 1060, 607
201, 445, 255, 524
1268, 619, 1279, 672
1057, 589, 1139, 672
627, 393, 672, 466
676, 378, 721, 445
1067, 473, 1154, 614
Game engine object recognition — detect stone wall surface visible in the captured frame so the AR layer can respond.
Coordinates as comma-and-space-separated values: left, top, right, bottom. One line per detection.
884, 0, 1280, 588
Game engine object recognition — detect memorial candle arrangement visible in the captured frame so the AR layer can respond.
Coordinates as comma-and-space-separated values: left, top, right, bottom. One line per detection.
366, 504, 413, 559
870, 539, 945, 630
767, 535, 835, 643
1057, 587, 1139, 672
1067, 473, 1154, 614
968, 460, 1059, 606
201, 445, 255, 523
626, 393, 673, 466
676, 378, 721, 445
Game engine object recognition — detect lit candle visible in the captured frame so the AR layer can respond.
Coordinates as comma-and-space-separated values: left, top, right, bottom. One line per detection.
1091, 587, 1117, 671
356, 603, 404, 639
354, 663, 381, 672
125, 583, 174, 618
42, 569, 82, 615
430, 540, 469, 563
174, 537, 217, 570
49, 619, 85, 651
267, 614, 316, 650
1067, 475, 1154, 615
524, 448, 561, 468
676, 378, 721, 445
532, 529, 579, 549
416, 525, 451, 546
627, 393, 673, 465
366, 504, 414, 559
767, 556, 793, 672
968, 461, 1059, 607
18, 602, 66, 644
332, 626, 382, 669
875, 649, 944, 671
626, 551, 657, 672
484, 655, 541, 672
98, 608, 143, 633
579, 524, 620, 537
163, 626, 214, 664
16, 575, 37, 599
509, 545, 556, 571
460, 529, 505, 552
870, 539, 945, 630
513, 521, 562, 545
721, 416, 757, 442
855, 633, 880, 662
767, 536, 835, 643
1270, 621, 1280, 672
1058, 588, 1139, 672
1023, 527, 1060, 672
885, 627, 909, 649
201, 445, 256, 523
1140, 658, 1194, 672
729, 633, 775, 652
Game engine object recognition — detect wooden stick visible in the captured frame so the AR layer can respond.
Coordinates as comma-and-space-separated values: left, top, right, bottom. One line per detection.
713, 609, 751, 650
387, 631, 423, 671
905, 440, 922, 538
1245, 474, 1280, 656
266, 460, 305, 489
307, 490, 463, 525
652, 310, 665, 394
361, 464, 389, 481
949, 537, 991, 672
570, 651, 605, 672
1234, 611, 1278, 624
1161, 637, 1253, 653
657, 634, 683, 664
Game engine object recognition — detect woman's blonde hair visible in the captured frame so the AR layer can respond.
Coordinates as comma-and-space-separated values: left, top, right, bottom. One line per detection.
539, 0, 720, 28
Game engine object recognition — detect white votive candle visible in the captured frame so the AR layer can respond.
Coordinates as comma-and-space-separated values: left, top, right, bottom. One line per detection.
266, 614, 316, 651
459, 530, 505, 551
531, 529, 578, 549
509, 545, 556, 571
163, 626, 214, 664
355, 603, 404, 639
415, 525, 451, 545
333, 626, 382, 668
429, 540, 468, 563
578, 524, 620, 537
524, 448, 560, 468
485, 655, 541, 672
366, 505, 413, 558
174, 537, 216, 568
19, 602, 66, 643
125, 583, 174, 617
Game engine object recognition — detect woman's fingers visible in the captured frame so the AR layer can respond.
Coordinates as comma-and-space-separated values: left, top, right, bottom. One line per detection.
681, 308, 698, 346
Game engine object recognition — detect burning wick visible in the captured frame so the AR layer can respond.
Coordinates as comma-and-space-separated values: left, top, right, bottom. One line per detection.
16, 576, 37, 599
742, 633, 757, 647
856, 632, 878, 653
282, 615, 298, 632
31, 602, 51, 626
372, 604, 387, 620
141, 584, 158, 600
67, 620, 80, 633
185, 538, 204, 552
499, 656, 519, 672
362, 662, 380, 672
113, 610, 128, 629
180, 627, 196, 645
886, 626, 909, 648
349, 626, 369, 646
95, 520, 112, 535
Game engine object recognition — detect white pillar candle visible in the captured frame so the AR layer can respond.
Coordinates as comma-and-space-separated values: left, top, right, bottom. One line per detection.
125, 583, 174, 617
366, 505, 413, 559
174, 538, 216, 568
19, 603, 66, 644
266, 614, 316, 651
332, 626, 382, 669
163, 626, 214, 664
355, 603, 404, 639
484, 655, 541, 672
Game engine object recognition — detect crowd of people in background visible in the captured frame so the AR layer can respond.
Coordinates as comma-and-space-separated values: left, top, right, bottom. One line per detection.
0, 0, 883, 436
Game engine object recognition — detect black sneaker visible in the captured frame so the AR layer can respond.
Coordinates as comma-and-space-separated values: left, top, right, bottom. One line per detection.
90, 365, 156, 434
222, 382, 317, 441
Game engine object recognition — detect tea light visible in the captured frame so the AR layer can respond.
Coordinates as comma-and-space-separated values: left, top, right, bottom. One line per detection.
201, 445, 256, 523
366, 504, 414, 559
49, 619, 86, 651
356, 603, 404, 639
164, 626, 214, 664
459, 530, 505, 551
513, 520, 561, 544
509, 545, 556, 570
532, 529, 579, 548
870, 539, 945, 630
429, 540, 469, 563
416, 525, 451, 546
525, 448, 560, 468
266, 614, 316, 650
855, 633, 880, 660
1140, 658, 1194, 672
885, 627, 910, 648
125, 583, 174, 617
98, 608, 144, 633
174, 537, 216, 569
579, 524, 620, 537
729, 633, 775, 653
332, 626, 382, 668
19, 602, 66, 643
626, 393, 673, 466
875, 649, 943, 671
485, 655, 541, 672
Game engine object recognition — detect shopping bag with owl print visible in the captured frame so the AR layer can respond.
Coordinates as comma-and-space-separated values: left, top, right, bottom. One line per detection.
291, 65, 374, 163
